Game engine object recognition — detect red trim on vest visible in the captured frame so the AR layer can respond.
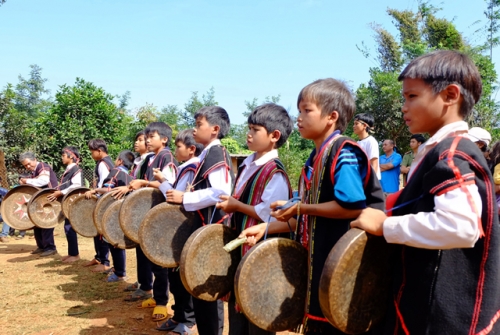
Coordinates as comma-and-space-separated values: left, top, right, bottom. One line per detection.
386, 190, 402, 217
304, 313, 329, 323
475, 309, 500, 335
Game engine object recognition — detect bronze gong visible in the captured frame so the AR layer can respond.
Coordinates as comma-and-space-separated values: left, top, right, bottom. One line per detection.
234, 237, 308, 332
119, 187, 165, 243
180, 224, 239, 301
61, 187, 90, 218
0, 185, 40, 230
93, 192, 117, 235
319, 228, 392, 334
139, 203, 194, 267
101, 199, 136, 249
28, 188, 65, 229
67, 193, 98, 237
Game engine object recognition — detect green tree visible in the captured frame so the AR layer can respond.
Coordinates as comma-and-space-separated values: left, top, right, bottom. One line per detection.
181, 87, 217, 128
35, 78, 130, 171
14, 64, 52, 117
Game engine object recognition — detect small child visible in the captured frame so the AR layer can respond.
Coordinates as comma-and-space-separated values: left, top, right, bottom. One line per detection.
154, 129, 203, 334
353, 113, 381, 179
216, 103, 293, 335
240, 79, 385, 335
351, 50, 500, 334
167, 106, 233, 335
47, 146, 82, 263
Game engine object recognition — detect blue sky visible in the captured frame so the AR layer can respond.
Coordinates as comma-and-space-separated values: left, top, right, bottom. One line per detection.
0, 0, 496, 125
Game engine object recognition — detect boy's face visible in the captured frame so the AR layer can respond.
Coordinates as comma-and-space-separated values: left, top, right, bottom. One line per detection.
247, 124, 276, 153
146, 131, 167, 153
175, 141, 194, 162
61, 153, 72, 165
409, 138, 420, 150
90, 149, 101, 161
114, 158, 122, 166
402, 78, 451, 136
193, 116, 216, 146
297, 99, 333, 141
134, 135, 148, 154
352, 120, 367, 136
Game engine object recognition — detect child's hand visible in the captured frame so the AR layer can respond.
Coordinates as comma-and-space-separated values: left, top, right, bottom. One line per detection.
84, 190, 94, 199
129, 180, 144, 190
239, 224, 267, 246
152, 168, 166, 182
110, 186, 129, 200
46, 190, 62, 202
270, 200, 297, 222
350, 208, 386, 236
216, 195, 239, 213
166, 190, 184, 204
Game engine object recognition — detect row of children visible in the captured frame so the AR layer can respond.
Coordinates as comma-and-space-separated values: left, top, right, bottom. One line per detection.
17, 49, 500, 335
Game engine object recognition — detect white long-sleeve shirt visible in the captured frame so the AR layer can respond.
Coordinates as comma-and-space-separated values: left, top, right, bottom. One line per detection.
234, 150, 290, 222
183, 140, 232, 211
97, 161, 111, 188
159, 156, 200, 194
383, 121, 482, 249
60, 163, 82, 195
25, 162, 50, 187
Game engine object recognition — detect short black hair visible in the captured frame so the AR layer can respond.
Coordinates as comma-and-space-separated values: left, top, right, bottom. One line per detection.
145, 122, 172, 146
297, 78, 356, 133
194, 106, 230, 139
354, 113, 375, 131
88, 139, 108, 153
247, 103, 293, 148
135, 130, 146, 141
410, 134, 426, 144
175, 129, 203, 157
398, 50, 482, 119
117, 150, 135, 170
62, 146, 81, 163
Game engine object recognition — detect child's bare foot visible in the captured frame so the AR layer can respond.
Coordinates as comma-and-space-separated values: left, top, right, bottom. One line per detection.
63, 255, 80, 263
83, 259, 99, 267
61, 255, 70, 261
91, 264, 111, 272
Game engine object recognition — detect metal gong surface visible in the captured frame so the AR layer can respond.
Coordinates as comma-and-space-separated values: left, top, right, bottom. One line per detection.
180, 224, 239, 301
68, 194, 98, 237
102, 199, 136, 249
61, 187, 90, 218
139, 203, 195, 267
119, 187, 165, 243
234, 238, 308, 332
28, 188, 65, 228
0, 185, 40, 230
93, 192, 117, 235
319, 228, 392, 335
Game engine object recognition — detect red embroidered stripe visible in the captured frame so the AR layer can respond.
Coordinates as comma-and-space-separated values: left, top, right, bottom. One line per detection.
475, 309, 500, 335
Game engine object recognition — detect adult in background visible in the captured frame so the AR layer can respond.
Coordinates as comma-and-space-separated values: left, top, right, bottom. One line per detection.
18, 152, 58, 257
400, 134, 426, 187
380, 139, 402, 194
353, 113, 381, 180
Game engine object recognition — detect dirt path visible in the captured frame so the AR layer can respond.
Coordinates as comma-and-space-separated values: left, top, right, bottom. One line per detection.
0, 225, 298, 335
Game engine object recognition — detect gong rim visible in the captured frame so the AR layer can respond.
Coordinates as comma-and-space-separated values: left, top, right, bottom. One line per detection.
27, 188, 65, 228
318, 228, 392, 334
138, 202, 193, 267
119, 187, 165, 243
179, 224, 239, 301
101, 199, 136, 249
62, 187, 90, 218
93, 192, 117, 235
234, 237, 308, 332
0, 185, 40, 230
67, 193, 98, 237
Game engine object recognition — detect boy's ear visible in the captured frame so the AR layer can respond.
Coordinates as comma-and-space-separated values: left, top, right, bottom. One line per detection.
328, 111, 339, 125
212, 125, 220, 135
443, 84, 461, 105
188, 145, 196, 154
270, 130, 281, 144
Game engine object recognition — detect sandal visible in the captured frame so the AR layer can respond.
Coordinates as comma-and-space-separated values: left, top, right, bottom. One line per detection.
152, 305, 168, 321
168, 323, 196, 335
156, 318, 178, 331
137, 297, 156, 308
124, 288, 152, 302
105, 273, 126, 282
123, 281, 139, 292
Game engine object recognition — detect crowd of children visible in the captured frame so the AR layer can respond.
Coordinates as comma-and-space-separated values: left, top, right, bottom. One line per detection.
2, 50, 500, 335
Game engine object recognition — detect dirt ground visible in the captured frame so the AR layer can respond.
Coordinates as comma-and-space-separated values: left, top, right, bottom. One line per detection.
0, 224, 299, 335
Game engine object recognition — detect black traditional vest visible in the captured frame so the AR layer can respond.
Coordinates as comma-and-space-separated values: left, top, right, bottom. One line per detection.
190, 145, 234, 230
173, 162, 198, 190
94, 156, 114, 187
57, 164, 81, 191
103, 167, 134, 188
384, 137, 500, 335
144, 148, 178, 181
33, 162, 59, 189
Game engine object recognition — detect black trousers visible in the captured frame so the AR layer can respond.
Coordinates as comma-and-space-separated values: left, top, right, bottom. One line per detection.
109, 244, 126, 277
193, 298, 224, 335
64, 219, 79, 256
169, 268, 195, 327
228, 297, 275, 335
151, 262, 169, 306
136, 245, 153, 291
93, 235, 110, 266
34, 227, 56, 251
